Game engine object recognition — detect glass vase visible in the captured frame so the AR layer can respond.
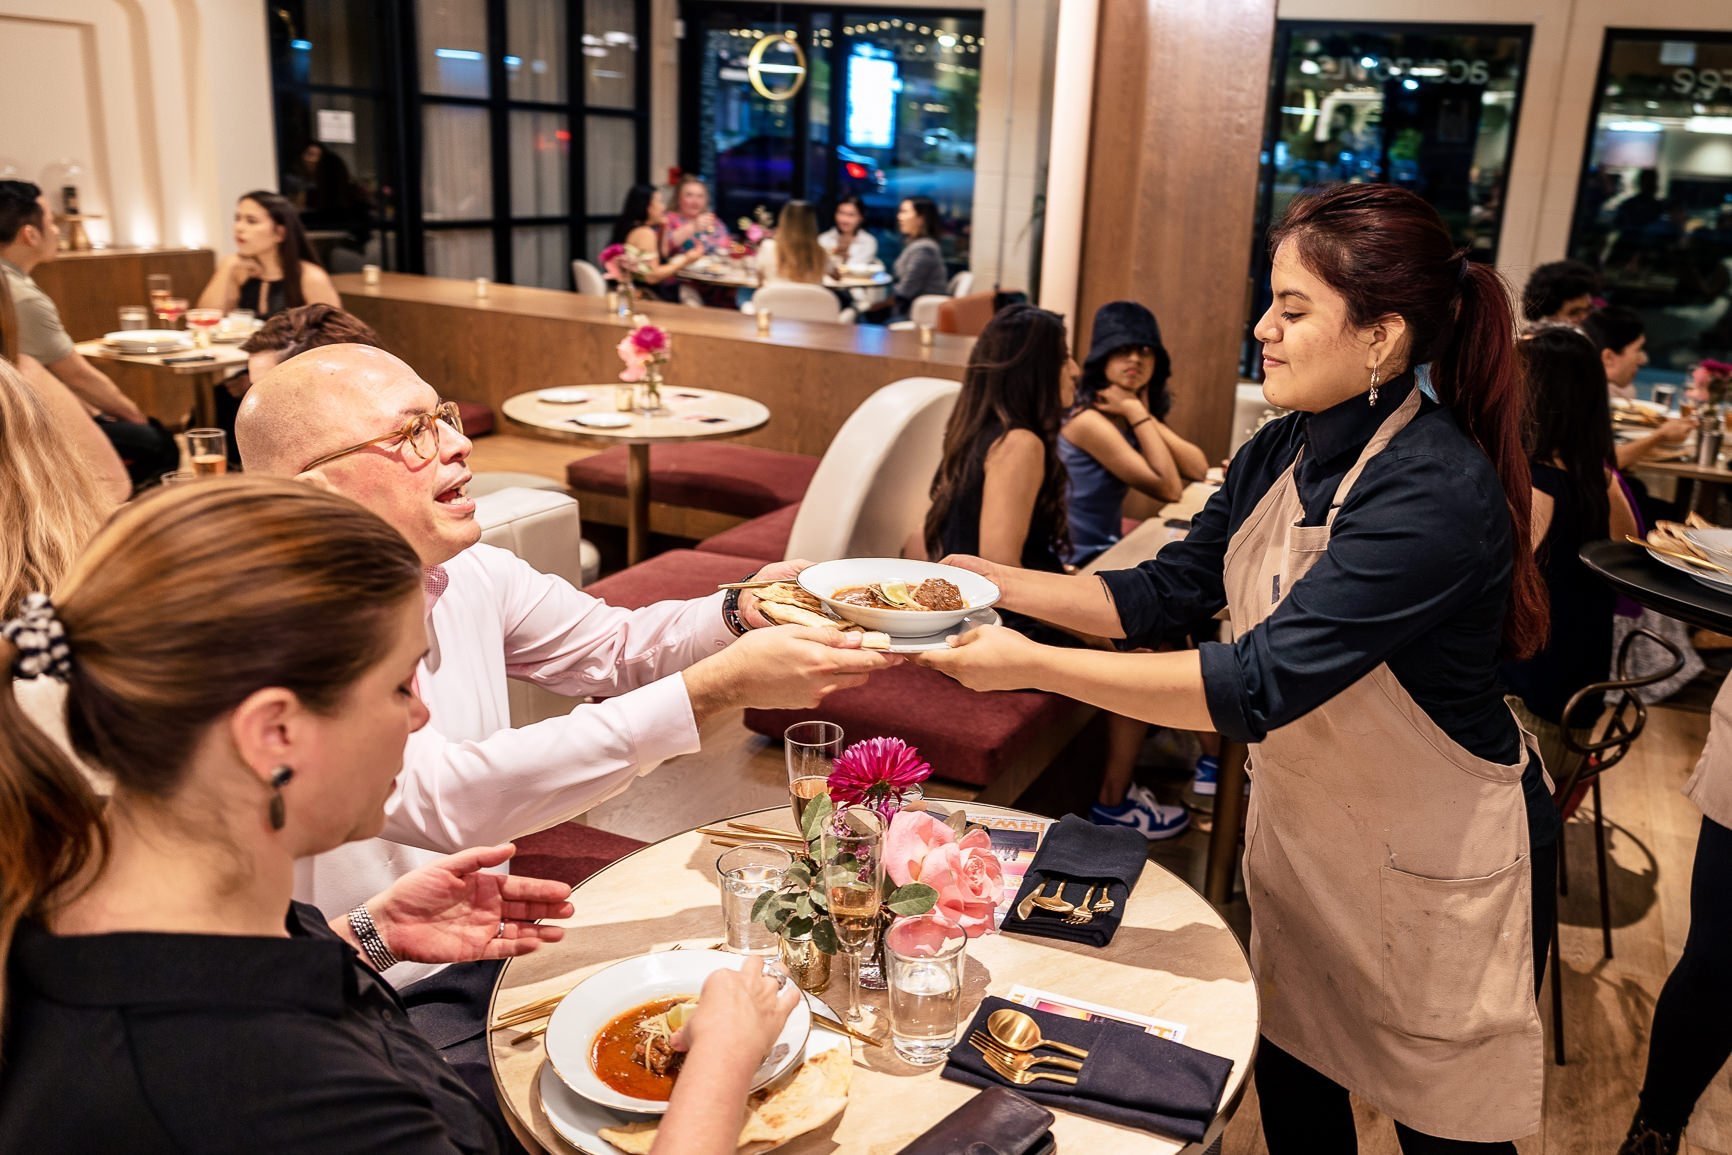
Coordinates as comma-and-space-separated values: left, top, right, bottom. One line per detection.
636, 364, 665, 415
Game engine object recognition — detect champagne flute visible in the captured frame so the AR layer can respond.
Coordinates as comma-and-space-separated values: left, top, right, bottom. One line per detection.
824, 806, 885, 1025
785, 721, 843, 832
147, 274, 172, 318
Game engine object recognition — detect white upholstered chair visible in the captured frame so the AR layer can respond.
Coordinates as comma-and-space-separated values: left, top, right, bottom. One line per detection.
783, 377, 961, 561
744, 282, 856, 324
571, 259, 609, 296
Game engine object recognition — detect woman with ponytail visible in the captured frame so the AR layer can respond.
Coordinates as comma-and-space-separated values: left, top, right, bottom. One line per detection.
919, 184, 1555, 1152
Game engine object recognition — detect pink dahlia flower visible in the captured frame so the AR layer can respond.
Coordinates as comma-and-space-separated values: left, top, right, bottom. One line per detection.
828, 737, 932, 816
629, 324, 669, 356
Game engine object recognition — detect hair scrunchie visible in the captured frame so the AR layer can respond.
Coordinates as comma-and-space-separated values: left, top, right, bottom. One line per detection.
2, 593, 72, 682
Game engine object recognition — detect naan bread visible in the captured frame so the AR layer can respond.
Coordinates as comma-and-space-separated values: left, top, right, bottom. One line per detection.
598, 1045, 852, 1154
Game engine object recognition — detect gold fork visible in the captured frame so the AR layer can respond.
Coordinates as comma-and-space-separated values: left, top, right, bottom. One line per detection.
1090, 887, 1116, 915
1063, 886, 1097, 925
969, 1033, 1083, 1072
981, 1048, 1080, 1087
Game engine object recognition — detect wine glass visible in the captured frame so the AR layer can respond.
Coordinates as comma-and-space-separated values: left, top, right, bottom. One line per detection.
156, 296, 187, 329
785, 721, 843, 832
146, 274, 172, 317
824, 806, 885, 1026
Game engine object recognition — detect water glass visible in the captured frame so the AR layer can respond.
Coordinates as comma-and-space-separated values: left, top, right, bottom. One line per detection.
159, 470, 197, 487
885, 916, 968, 1065
117, 306, 149, 330
786, 721, 843, 832
716, 844, 791, 956
185, 429, 228, 475
1654, 383, 1678, 413
362, 264, 381, 285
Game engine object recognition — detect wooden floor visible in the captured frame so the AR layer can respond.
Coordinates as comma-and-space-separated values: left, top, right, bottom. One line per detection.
473, 428, 1732, 1151
580, 697, 1729, 1154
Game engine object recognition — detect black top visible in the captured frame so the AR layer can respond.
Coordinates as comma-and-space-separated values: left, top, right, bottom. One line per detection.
240, 275, 291, 320
1101, 375, 1521, 765
1501, 462, 1613, 727
937, 424, 1067, 576
0, 903, 503, 1154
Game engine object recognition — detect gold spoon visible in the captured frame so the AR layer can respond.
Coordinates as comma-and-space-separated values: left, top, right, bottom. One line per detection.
1629, 536, 1732, 574
1027, 880, 1074, 914
987, 1008, 1091, 1060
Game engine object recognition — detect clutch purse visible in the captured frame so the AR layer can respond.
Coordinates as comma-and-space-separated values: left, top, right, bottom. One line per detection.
897, 1086, 1056, 1155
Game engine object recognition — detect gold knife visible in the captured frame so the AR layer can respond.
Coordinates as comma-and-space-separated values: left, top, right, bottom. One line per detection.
1014, 879, 1047, 921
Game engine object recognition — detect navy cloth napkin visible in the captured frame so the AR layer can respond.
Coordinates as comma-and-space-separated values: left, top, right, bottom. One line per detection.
1001, 814, 1148, 947
943, 996, 1233, 1144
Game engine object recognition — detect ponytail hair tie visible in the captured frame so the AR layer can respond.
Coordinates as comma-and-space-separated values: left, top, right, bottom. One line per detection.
2, 593, 73, 682
1458, 257, 1473, 285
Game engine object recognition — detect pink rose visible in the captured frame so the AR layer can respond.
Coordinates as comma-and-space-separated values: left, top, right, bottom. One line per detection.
884, 812, 1003, 938
617, 334, 647, 382
630, 324, 669, 356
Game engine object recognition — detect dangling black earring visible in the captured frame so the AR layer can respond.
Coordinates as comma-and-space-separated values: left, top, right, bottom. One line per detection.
268, 766, 294, 831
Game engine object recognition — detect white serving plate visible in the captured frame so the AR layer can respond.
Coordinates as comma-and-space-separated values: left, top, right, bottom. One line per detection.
1684, 529, 1732, 572
102, 329, 191, 352
572, 413, 633, 429
538, 1028, 845, 1154
881, 607, 1001, 653
797, 558, 1000, 637
1650, 547, 1732, 593
544, 951, 811, 1115
538, 387, 594, 404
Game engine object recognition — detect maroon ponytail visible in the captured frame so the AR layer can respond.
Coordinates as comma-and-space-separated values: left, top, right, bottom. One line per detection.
1270, 185, 1545, 658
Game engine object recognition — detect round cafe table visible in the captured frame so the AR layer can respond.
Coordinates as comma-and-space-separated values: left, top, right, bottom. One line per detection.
677, 258, 894, 292
502, 386, 770, 565
487, 805, 1259, 1155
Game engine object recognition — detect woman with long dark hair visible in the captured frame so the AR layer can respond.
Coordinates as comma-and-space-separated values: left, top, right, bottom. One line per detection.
921, 184, 1557, 1151
819, 193, 877, 268
1502, 327, 1636, 780
608, 183, 702, 294
923, 306, 1187, 840
866, 197, 947, 323
197, 190, 339, 318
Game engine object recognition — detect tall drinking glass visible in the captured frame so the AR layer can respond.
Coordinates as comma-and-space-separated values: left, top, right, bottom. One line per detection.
885, 916, 968, 1065
785, 721, 843, 831
185, 429, 228, 475
824, 806, 885, 1025
146, 274, 172, 317
716, 844, 791, 956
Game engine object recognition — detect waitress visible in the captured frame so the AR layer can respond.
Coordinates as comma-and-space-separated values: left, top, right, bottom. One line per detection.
919, 184, 1558, 1153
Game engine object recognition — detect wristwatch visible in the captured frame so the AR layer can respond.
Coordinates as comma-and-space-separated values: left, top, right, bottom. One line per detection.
347, 904, 399, 971
721, 571, 757, 637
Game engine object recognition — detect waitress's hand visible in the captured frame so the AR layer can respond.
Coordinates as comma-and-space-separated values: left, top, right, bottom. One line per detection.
936, 554, 1025, 611
1094, 384, 1150, 423
912, 624, 1044, 692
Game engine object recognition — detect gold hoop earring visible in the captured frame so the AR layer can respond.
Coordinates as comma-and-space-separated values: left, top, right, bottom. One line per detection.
268, 765, 294, 831
1368, 365, 1382, 407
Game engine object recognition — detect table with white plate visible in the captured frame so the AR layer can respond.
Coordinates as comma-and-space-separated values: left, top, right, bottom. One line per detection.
501, 385, 770, 564
678, 257, 894, 293
488, 803, 1259, 1155
1582, 540, 1732, 636
75, 331, 249, 427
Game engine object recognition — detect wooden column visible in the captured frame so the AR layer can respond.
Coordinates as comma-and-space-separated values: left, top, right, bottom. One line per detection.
1077, 0, 1277, 460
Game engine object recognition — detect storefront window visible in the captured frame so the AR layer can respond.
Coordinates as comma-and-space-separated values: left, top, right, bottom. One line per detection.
1568, 32, 1732, 379
1244, 22, 1531, 372
683, 5, 982, 269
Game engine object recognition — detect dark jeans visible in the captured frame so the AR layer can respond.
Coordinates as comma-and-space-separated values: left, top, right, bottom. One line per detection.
1255, 812, 1558, 1154
93, 415, 179, 490
1637, 816, 1732, 1133
400, 960, 527, 1154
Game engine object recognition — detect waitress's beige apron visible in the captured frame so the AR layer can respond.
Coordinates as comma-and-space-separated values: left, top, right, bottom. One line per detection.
1227, 390, 1543, 1142
1685, 677, 1732, 829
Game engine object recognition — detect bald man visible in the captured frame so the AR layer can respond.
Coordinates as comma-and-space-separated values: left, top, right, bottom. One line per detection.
237, 346, 890, 1044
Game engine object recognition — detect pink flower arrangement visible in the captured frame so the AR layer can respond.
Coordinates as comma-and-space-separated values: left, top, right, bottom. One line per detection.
616, 321, 670, 384
828, 737, 932, 817
1691, 360, 1732, 406
884, 810, 1003, 938
598, 243, 627, 282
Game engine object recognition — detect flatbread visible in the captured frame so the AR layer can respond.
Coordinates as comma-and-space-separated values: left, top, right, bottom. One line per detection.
598, 1045, 852, 1154
755, 582, 825, 613
757, 603, 890, 650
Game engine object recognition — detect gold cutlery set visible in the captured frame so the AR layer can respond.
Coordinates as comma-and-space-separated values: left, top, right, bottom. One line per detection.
1630, 514, 1729, 575
969, 1007, 1093, 1088
695, 819, 809, 850
1014, 879, 1116, 923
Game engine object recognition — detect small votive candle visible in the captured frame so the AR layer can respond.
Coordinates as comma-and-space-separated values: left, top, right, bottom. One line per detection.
614, 385, 635, 412
756, 309, 772, 335
606, 289, 619, 313
918, 324, 934, 347
474, 277, 491, 299
362, 264, 381, 285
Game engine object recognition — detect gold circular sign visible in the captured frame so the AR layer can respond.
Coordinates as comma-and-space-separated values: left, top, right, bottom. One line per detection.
747, 32, 807, 101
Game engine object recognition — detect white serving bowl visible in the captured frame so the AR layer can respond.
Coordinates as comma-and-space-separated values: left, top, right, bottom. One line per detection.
797, 558, 1000, 637
1685, 529, 1732, 570
543, 950, 810, 1115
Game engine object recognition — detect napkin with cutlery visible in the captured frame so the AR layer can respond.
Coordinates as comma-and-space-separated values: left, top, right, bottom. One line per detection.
943, 996, 1233, 1144
1001, 814, 1147, 947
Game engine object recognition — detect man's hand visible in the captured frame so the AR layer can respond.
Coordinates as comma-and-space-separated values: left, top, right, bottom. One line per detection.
911, 624, 1044, 693
683, 625, 899, 723
365, 843, 574, 964
738, 559, 811, 629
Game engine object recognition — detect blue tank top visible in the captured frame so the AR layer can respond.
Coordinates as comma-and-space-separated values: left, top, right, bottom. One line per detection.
1058, 421, 1136, 565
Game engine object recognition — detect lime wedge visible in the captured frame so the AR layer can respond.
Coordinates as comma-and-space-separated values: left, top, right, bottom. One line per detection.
880, 581, 914, 607
665, 1000, 698, 1032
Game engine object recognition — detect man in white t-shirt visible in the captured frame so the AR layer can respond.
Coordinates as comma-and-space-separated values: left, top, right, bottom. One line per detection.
238, 344, 891, 1091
